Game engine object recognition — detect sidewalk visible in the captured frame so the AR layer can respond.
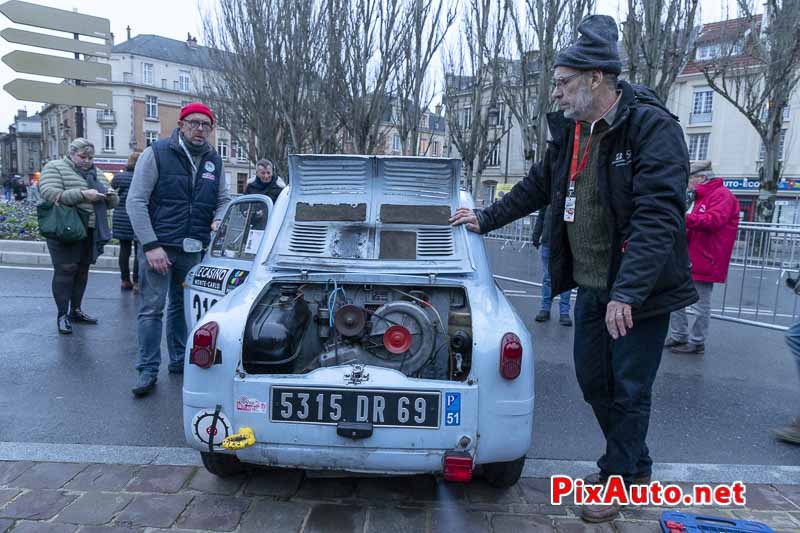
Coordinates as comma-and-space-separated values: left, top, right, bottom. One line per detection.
1, 460, 799, 533
0, 239, 127, 269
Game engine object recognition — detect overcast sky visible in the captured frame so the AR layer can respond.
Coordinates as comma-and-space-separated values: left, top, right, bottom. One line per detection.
0, 0, 738, 131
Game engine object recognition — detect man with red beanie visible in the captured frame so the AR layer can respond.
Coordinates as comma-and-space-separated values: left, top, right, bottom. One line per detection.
127, 101, 230, 396
665, 161, 739, 355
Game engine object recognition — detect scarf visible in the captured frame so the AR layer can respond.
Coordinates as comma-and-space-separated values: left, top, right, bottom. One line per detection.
84, 167, 111, 263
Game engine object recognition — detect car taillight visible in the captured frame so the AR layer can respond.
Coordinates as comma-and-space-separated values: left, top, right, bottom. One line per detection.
191, 321, 219, 369
443, 451, 473, 483
499, 332, 522, 379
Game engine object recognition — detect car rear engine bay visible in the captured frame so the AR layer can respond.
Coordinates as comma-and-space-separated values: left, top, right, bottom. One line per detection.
242, 282, 473, 381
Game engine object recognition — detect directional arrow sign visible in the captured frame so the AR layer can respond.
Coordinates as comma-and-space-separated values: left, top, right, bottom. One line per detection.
3, 50, 111, 82
0, 28, 109, 57
0, 0, 110, 39
4, 79, 111, 108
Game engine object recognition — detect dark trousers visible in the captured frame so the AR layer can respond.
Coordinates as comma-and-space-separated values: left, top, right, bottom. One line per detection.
118, 239, 139, 283
573, 287, 670, 482
46, 231, 93, 317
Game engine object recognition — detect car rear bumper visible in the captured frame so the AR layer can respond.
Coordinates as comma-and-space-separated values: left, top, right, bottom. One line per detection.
234, 443, 450, 474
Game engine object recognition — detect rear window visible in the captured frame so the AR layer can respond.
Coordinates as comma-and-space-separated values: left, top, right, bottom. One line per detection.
209, 200, 269, 260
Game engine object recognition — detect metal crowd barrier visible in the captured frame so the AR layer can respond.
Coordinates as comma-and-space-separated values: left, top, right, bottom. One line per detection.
484, 213, 537, 250
486, 219, 800, 331
713, 222, 800, 330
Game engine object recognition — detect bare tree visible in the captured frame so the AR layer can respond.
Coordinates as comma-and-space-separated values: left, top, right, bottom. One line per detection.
271, 0, 330, 155
502, 0, 579, 166
622, 0, 699, 103
200, 0, 285, 172
330, 0, 406, 154
569, 0, 595, 40
392, 0, 456, 156
699, 0, 800, 221
443, 0, 511, 198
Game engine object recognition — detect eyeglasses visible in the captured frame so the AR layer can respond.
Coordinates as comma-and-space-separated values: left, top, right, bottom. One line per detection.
551, 72, 584, 90
186, 119, 213, 131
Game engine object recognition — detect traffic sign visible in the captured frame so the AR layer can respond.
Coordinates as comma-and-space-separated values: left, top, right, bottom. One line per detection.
0, 28, 109, 57
4, 79, 112, 108
0, 0, 110, 39
3, 50, 111, 82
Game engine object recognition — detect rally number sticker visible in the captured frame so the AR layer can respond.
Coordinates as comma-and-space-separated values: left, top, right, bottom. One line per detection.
192, 293, 218, 324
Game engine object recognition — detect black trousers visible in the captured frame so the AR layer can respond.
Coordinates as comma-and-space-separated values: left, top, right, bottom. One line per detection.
573, 287, 670, 482
118, 239, 139, 283
46, 231, 93, 316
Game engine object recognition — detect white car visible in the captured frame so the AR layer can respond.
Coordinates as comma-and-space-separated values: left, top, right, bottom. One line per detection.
183, 155, 534, 487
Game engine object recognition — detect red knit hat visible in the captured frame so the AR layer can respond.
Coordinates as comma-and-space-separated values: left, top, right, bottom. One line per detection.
179, 102, 215, 125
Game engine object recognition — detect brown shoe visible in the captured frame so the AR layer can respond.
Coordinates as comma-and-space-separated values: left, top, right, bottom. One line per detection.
132, 282, 139, 293
671, 343, 705, 355
773, 417, 800, 445
664, 337, 687, 348
121, 280, 133, 291
581, 503, 621, 523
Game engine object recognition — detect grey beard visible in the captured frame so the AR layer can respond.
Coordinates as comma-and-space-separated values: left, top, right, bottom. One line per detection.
564, 83, 593, 121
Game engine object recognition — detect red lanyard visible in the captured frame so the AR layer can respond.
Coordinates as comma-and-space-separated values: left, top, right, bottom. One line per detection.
569, 122, 592, 186
569, 94, 621, 187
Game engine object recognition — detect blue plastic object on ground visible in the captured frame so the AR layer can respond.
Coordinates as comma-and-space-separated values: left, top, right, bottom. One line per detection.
661, 512, 775, 533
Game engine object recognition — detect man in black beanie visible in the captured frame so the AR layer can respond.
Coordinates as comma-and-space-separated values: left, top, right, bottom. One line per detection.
452, 14, 696, 522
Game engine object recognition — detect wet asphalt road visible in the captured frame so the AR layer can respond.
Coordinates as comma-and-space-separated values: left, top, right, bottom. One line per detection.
1, 241, 800, 468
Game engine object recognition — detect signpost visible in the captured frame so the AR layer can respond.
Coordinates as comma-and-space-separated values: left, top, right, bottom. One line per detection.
0, 0, 112, 136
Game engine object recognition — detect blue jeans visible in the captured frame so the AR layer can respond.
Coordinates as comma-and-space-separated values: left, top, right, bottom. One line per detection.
573, 287, 670, 482
540, 245, 572, 315
135, 247, 201, 376
786, 321, 800, 382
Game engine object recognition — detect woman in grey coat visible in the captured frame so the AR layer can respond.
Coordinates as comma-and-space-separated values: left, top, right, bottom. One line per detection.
112, 152, 140, 291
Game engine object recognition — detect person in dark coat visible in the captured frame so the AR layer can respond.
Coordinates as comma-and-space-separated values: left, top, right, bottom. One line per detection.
245, 159, 284, 204
112, 152, 141, 291
12, 175, 27, 202
451, 15, 697, 523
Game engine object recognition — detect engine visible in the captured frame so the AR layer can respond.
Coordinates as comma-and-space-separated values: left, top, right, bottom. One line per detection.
242, 282, 472, 381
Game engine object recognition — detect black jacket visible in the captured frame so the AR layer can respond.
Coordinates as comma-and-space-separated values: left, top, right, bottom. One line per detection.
246, 177, 284, 204
111, 169, 135, 240
532, 206, 552, 247
478, 81, 698, 318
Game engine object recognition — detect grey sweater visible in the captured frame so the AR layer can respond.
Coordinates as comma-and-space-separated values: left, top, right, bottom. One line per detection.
126, 146, 231, 248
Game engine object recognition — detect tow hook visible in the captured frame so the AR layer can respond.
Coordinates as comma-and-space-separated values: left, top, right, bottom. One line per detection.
222, 427, 256, 450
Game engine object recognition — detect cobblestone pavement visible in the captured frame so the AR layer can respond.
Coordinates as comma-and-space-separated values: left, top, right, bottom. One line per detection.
1, 460, 799, 532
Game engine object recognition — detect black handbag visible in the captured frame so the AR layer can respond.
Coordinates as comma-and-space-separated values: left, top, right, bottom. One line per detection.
37, 201, 88, 242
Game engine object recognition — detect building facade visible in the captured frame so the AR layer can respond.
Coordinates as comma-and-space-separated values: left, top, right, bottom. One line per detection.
671, 15, 798, 223
39, 32, 252, 193
445, 14, 798, 218
1, 109, 42, 183
339, 99, 449, 159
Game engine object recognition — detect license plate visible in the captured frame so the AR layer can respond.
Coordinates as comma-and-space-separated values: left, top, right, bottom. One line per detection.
271, 387, 441, 429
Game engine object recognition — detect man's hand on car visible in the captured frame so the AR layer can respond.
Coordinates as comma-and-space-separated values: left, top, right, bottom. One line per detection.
145, 247, 172, 274
450, 208, 482, 233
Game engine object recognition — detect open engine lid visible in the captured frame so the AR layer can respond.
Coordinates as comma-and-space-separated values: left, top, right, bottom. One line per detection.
267, 154, 474, 274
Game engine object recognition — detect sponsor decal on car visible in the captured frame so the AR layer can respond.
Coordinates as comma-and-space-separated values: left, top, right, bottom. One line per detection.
226, 269, 249, 292
192, 266, 229, 292
236, 395, 267, 413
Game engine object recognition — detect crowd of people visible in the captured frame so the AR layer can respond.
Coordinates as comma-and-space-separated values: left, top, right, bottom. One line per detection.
24, 13, 798, 524
36, 101, 284, 397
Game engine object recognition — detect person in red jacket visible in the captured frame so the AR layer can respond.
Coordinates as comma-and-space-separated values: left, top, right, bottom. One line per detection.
665, 161, 740, 354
